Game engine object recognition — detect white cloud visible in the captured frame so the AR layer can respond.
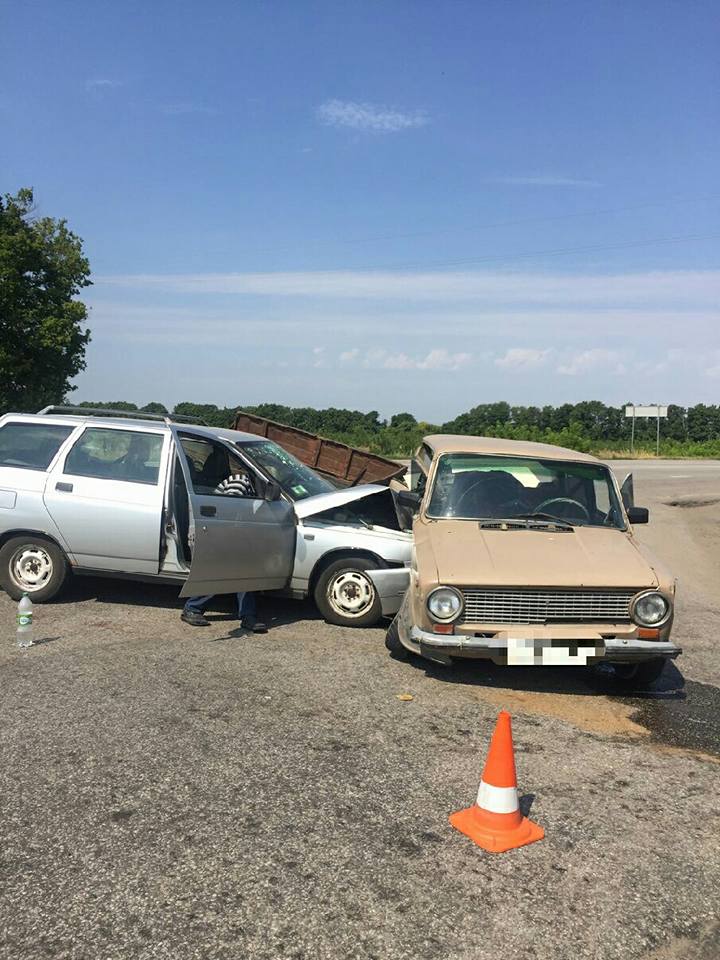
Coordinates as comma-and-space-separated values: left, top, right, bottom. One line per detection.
495, 348, 552, 370
492, 176, 601, 187
160, 102, 217, 116
704, 352, 720, 378
317, 99, 428, 133
556, 349, 627, 376
86, 78, 123, 92
341, 348, 472, 371
97, 269, 720, 309
417, 349, 472, 370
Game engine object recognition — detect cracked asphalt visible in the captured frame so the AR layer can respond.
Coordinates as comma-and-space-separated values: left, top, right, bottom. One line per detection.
0, 461, 718, 960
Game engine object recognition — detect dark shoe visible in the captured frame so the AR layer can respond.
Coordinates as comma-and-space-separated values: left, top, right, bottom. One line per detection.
242, 616, 268, 634
181, 610, 210, 626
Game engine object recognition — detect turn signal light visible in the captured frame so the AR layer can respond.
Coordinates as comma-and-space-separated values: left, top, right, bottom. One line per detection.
637, 628, 660, 640
433, 623, 454, 635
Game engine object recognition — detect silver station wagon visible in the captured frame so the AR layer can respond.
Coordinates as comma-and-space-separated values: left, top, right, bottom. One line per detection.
0, 408, 412, 626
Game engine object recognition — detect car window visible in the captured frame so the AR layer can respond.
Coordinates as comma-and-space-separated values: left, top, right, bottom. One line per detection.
179, 436, 257, 497
238, 439, 335, 501
64, 428, 164, 484
427, 453, 624, 527
408, 461, 428, 496
0, 422, 75, 471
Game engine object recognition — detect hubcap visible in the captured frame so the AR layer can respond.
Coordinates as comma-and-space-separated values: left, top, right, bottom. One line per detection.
10, 545, 54, 593
328, 570, 376, 619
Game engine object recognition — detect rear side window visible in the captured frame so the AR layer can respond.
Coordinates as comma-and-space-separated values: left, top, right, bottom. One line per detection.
64, 428, 164, 484
0, 422, 75, 471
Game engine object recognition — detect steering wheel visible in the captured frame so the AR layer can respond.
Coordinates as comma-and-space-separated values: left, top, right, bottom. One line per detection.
454, 480, 486, 512
534, 496, 590, 521
454, 479, 528, 516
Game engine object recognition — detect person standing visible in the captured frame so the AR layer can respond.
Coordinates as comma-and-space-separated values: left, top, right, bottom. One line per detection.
180, 469, 268, 632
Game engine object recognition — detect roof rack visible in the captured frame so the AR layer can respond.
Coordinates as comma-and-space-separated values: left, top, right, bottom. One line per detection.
36, 405, 209, 426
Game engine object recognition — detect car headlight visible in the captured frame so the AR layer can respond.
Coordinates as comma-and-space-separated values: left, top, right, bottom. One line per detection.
632, 591, 671, 627
427, 586, 463, 622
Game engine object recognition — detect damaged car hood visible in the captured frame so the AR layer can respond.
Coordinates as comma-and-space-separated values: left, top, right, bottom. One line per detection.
424, 521, 659, 588
294, 484, 391, 520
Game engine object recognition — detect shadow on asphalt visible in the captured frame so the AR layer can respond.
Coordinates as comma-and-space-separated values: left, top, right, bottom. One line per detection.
403, 652, 687, 702
404, 653, 720, 757
53, 576, 321, 624
57, 576, 184, 610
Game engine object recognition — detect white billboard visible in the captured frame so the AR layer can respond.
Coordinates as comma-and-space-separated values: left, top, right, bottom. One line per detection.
625, 405, 668, 419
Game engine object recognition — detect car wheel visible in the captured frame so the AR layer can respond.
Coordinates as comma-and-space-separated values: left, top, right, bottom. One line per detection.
0, 536, 69, 602
611, 658, 667, 687
314, 557, 383, 627
385, 615, 408, 660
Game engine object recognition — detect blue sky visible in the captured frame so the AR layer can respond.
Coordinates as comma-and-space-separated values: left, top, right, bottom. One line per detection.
2, 0, 718, 419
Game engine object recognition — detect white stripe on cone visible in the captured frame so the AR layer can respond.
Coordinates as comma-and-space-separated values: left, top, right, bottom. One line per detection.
476, 780, 519, 814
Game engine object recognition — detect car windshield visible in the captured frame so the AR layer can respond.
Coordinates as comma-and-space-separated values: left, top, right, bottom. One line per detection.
427, 453, 625, 528
238, 439, 336, 501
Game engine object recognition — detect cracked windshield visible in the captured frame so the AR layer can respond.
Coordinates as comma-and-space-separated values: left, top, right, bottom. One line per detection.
427, 454, 624, 527
239, 439, 334, 501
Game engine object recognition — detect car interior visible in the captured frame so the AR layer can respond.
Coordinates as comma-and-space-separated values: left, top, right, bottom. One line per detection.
436, 467, 618, 525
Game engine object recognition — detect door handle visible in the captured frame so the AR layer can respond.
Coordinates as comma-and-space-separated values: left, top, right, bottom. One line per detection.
200, 505, 216, 517
55, 482, 73, 492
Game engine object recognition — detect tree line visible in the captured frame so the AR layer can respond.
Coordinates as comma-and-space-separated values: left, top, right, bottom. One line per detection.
68, 399, 720, 457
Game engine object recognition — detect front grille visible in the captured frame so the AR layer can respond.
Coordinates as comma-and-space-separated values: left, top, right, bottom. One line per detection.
461, 588, 636, 625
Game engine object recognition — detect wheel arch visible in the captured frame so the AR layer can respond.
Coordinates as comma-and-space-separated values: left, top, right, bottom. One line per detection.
0, 528, 70, 558
308, 548, 390, 595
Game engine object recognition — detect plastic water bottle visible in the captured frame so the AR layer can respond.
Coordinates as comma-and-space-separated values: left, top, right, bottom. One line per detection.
16, 594, 33, 648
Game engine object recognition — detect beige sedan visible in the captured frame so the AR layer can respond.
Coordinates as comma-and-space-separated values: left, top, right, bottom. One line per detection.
371, 435, 681, 686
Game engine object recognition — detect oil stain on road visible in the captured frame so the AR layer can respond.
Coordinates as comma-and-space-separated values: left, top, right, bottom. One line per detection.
436, 660, 720, 760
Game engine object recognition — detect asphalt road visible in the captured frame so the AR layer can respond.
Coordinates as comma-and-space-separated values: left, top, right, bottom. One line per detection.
0, 460, 718, 960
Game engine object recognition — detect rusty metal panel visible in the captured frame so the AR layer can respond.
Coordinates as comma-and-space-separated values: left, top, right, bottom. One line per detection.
232, 411, 406, 485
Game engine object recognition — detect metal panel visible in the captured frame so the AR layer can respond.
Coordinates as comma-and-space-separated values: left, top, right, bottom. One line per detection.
171, 427, 296, 597
43, 428, 170, 574
232, 412, 406, 484
461, 588, 637, 624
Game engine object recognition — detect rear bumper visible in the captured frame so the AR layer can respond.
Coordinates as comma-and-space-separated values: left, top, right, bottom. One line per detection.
369, 568, 410, 616
406, 625, 682, 665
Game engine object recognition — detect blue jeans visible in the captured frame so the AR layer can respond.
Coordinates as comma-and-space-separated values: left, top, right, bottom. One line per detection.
184, 592, 256, 619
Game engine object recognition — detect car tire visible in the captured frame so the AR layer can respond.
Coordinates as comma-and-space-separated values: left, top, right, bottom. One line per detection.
314, 556, 384, 627
0, 535, 69, 602
612, 657, 667, 687
384, 615, 408, 660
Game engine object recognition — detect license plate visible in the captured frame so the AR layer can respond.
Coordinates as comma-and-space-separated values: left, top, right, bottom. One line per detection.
506, 636, 600, 666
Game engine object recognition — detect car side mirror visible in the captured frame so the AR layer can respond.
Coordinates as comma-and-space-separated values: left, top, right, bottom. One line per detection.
266, 479, 282, 502
396, 489, 422, 512
626, 506, 649, 524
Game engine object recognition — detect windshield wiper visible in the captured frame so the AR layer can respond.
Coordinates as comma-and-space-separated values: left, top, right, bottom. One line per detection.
510, 513, 576, 528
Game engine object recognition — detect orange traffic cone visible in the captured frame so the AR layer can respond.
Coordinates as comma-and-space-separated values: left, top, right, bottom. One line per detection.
449, 710, 544, 853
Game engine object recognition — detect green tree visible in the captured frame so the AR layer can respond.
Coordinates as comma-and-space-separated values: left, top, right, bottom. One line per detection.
77, 400, 138, 411
0, 188, 91, 412
390, 412, 417, 429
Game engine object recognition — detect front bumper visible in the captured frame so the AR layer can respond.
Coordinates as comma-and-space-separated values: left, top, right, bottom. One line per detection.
406, 624, 682, 666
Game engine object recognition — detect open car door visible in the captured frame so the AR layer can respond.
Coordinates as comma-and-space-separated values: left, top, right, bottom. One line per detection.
172, 427, 296, 597
620, 472, 635, 510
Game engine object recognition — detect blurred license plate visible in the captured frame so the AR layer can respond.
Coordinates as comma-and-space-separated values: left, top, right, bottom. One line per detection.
506, 636, 599, 666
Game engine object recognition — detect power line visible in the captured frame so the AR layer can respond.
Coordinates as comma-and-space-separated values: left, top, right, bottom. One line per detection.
232, 193, 720, 256
330, 193, 720, 247
319, 231, 720, 273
